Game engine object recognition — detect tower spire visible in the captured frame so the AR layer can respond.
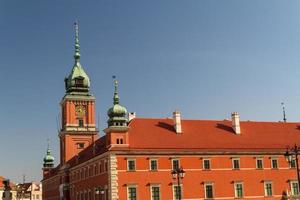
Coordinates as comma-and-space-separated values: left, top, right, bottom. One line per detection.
113, 76, 119, 105
74, 21, 80, 62
281, 102, 287, 122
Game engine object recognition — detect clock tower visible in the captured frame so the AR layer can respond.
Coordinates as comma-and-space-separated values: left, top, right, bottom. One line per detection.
59, 23, 98, 165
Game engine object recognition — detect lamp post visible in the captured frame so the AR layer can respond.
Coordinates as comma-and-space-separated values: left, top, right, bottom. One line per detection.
171, 167, 185, 200
284, 144, 300, 194
95, 187, 104, 200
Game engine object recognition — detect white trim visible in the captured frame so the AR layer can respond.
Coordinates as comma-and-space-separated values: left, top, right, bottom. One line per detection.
255, 157, 263, 169
127, 159, 136, 171
290, 180, 299, 195
264, 181, 273, 196
270, 158, 278, 169
204, 182, 214, 199
232, 158, 240, 170
127, 184, 138, 200
149, 159, 158, 171
171, 158, 180, 170
149, 184, 160, 200
202, 158, 211, 170
172, 184, 183, 200
234, 182, 244, 198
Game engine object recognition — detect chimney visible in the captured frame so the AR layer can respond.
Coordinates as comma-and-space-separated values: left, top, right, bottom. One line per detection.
231, 112, 241, 134
128, 112, 136, 121
173, 110, 182, 134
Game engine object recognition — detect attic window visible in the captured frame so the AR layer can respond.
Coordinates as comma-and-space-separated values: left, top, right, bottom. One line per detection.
77, 143, 85, 149
75, 78, 84, 86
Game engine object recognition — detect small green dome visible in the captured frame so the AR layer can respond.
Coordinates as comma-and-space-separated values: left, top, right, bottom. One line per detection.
107, 79, 128, 127
44, 154, 54, 163
107, 104, 127, 117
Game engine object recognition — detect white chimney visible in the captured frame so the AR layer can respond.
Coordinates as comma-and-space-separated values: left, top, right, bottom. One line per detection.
173, 110, 182, 134
128, 112, 136, 121
231, 112, 241, 135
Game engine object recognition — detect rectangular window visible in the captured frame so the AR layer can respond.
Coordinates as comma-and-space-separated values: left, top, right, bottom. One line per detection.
151, 186, 160, 200
290, 159, 296, 168
264, 182, 273, 196
234, 182, 243, 198
173, 185, 182, 200
291, 181, 299, 195
256, 158, 263, 169
127, 186, 137, 200
150, 159, 158, 171
203, 159, 211, 170
127, 159, 136, 171
78, 119, 84, 127
172, 159, 180, 170
271, 158, 278, 169
204, 183, 213, 199
232, 158, 240, 169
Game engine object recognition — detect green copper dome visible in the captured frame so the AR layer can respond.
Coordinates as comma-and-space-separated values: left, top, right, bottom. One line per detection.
65, 22, 90, 94
107, 80, 128, 127
43, 143, 54, 168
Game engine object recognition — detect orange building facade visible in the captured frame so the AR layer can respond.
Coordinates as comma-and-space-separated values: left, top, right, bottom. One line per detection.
42, 25, 300, 200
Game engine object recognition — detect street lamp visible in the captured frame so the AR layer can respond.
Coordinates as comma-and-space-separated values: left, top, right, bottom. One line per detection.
95, 187, 104, 200
284, 144, 300, 193
171, 167, 185, 200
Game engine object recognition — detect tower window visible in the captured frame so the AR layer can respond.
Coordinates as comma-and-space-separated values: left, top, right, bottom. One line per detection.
78, 119, 84, 127
77, 143, 85, 149
75, 78, 84, 86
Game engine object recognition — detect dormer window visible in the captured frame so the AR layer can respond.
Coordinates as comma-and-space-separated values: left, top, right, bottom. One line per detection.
75, 77, 84, 87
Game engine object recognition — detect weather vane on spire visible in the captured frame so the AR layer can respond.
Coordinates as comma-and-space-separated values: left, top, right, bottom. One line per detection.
281, 102, 287, 122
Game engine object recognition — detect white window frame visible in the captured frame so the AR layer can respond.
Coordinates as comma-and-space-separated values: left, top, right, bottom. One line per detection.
290, 180, 299, 195
204, 182, 214, 199
232, 158, 240, 170
172, 184, 183, 200
234, 182, 243, 198
150, 184, 160, 200
171, 159, 180, 170
127, 159, 136, 171
127, 184, 138, 200
271, 158, 278, 169
289, 158, 296, 169
256, 157, 263, 169
149, 159, 158, 171
264, 181, 273, 196
203, 158, 211, 170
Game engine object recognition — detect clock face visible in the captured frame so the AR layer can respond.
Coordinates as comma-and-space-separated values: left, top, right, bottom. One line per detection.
75, 105, 86, 117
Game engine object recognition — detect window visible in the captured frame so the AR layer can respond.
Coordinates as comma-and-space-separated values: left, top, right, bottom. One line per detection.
264, 181, 273, 196
234, 182, 243, 198
127, 185, 137, 200
77, 143, 85, 149
290, 159, 296, 168
78, 119, 84, 127
150, 185, 160, 200
172, 159, 180, 170
127, 159, 136, 171
204, 183, 213, 199
173, 185, 182, 200
232, 158, 240, 169
203, 159, 211, 170
256, 158, 263, 169
150, 159, 158, 171
271, 158, 278, 169
291, 181, 299, 195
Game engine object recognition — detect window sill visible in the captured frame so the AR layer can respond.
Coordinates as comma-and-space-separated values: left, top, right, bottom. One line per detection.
149, 170, 158, 172
127, 170, 136, 172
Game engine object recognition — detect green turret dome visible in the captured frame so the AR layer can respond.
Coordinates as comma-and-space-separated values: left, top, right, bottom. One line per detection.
43, 144, 54, 168
64, 22, 90, 94
107, 80, 128, 127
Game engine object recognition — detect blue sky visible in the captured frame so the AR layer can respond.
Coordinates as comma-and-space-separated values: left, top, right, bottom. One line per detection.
1, 0, 300, 182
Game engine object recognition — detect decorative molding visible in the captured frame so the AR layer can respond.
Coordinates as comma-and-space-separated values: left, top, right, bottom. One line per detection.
108, 154, 119, 200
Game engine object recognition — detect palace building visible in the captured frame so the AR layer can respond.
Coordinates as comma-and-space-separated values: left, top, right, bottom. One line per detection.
42, 25, 300, 200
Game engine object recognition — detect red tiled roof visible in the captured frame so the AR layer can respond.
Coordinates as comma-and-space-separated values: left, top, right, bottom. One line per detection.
125, 118, 300, 152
